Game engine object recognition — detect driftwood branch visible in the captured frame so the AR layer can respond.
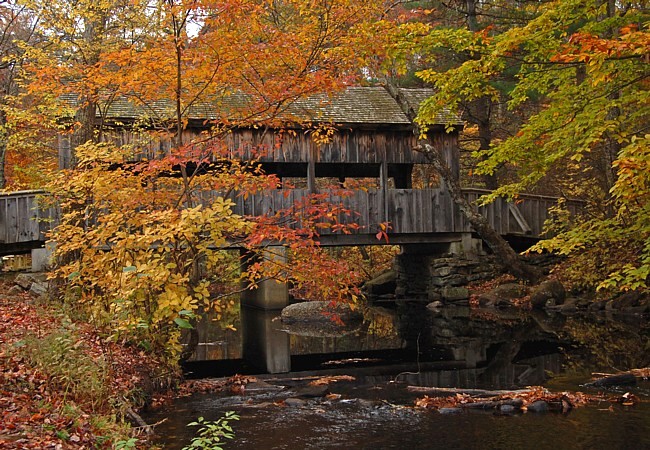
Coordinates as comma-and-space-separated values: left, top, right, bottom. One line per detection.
125, 407, 155, 435
407, 386, 533, 397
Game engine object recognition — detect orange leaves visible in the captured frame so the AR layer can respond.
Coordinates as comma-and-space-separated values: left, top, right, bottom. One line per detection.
551, 28, 650, 74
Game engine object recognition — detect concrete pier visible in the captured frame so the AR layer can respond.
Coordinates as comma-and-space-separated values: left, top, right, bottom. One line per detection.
240, 246, 290, 310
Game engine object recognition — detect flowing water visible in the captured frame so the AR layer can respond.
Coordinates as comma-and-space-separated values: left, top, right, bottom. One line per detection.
144, 302, 650, 450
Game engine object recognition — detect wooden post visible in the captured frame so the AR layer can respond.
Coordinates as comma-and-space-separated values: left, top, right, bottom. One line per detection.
240, 247, 290, 310
380, 159, 388, 223
58, 135, 72, 170
307, 146, 317, 193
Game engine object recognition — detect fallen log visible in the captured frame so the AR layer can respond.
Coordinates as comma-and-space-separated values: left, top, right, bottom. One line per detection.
407, 386, 534, 397
585, 373, 637, 388
589, 367, 649, 384
413, 386, 603, 412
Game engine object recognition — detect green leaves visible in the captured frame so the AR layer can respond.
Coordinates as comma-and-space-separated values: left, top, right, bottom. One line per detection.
173, 317, 193, 329
183, 412, 239, 450
399, 0, 649, 293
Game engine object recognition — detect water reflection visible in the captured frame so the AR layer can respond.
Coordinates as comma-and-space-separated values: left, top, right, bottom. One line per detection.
241, 308, 290, 373
158, 303, 649, 450
187, 298, 648, 386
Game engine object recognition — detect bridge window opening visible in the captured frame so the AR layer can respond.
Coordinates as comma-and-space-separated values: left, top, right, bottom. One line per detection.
412, 164, 442, 189
280, 177, 308, 189
314, 177, 381, 190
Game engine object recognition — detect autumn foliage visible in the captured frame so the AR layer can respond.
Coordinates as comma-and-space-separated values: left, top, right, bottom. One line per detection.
0, 277, 167, 448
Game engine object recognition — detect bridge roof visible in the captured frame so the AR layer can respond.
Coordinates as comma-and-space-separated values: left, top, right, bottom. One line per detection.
63, 86, 462, 127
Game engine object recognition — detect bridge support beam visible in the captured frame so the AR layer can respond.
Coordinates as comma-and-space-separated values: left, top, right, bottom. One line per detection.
448, 233, 483, 260
240, 246, 290, 310
31, 242, 55, 272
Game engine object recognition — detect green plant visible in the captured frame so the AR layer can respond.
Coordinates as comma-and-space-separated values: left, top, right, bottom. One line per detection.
20, 323, 111, 411
114, 437, 139, 449
183, 412, 239, 450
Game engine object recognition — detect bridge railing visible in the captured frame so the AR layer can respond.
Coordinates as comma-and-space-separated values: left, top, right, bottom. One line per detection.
225, 188, 580, 238
462, 188, 585, 237
0, 187, 582, 252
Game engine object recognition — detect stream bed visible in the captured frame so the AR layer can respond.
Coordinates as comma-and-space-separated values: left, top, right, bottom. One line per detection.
144, 304, 650, 449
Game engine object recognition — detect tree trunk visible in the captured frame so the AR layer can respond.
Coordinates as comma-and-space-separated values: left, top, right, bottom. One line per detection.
384, 83, 542, 284
421, 140, 541, 282
0, 110, 7, 189
67, 100, 97, 168
468, 97, 498, 190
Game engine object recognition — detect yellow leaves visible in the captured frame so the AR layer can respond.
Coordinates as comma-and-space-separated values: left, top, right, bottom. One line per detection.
48, 141, 260, 360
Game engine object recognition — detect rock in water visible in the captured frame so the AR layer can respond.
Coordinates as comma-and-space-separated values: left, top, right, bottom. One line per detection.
281, 301, 362, 324
363, 270, 396, 297
584, 373, 637, 388
530, 279, 566, 309
527, 400, 549, 413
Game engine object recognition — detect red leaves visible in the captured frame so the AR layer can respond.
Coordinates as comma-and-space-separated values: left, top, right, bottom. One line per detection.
552, 28, 650, 66
375, 221, 391, 243
243, 191, 368, 302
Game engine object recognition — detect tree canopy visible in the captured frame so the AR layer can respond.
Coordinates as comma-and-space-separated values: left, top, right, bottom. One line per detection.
380, 0, 649, 293
16, 0, 392, 360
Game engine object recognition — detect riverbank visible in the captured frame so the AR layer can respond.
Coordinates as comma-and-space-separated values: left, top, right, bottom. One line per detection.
365, 252, 649, 314
0, 274, 175, 449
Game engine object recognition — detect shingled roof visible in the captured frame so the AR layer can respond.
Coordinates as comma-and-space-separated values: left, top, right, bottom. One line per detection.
64, 86, 462, 126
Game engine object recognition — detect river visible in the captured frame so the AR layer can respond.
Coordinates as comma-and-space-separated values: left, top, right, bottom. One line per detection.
144, 302, 650, 449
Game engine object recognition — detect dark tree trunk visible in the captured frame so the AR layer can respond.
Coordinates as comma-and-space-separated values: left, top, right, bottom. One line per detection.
385, 83, 542, 284
0, 110, 7, 189
65, 100, 97, 168
468, 96, 498, 190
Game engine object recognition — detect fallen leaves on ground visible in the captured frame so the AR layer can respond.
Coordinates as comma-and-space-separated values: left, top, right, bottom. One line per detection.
0, 275, 167, 449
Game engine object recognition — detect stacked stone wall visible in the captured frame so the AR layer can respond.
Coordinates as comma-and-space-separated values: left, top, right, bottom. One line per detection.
395, 253, 500, 303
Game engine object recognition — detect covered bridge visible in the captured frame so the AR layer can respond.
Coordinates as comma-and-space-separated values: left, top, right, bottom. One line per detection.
1, 86, 579, 260
57, 86, 562, 246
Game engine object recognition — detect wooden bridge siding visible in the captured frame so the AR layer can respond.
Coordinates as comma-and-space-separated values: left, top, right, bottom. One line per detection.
225, 189, 572, 238
0, 192, 55, 245
462, 189, 585, 237
224, 189, 506, 236
98, 127, 435, 165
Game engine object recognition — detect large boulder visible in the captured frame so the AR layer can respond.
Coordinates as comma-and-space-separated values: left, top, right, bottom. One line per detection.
29, 281, 49, 297
15, 272, 47, 290
605, 291, 650, 314
530, 279, 566, 309
363, 270, 396, 297
492, 283, 530, 299
280, 301, 363, 337
281, 301, 363, 325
